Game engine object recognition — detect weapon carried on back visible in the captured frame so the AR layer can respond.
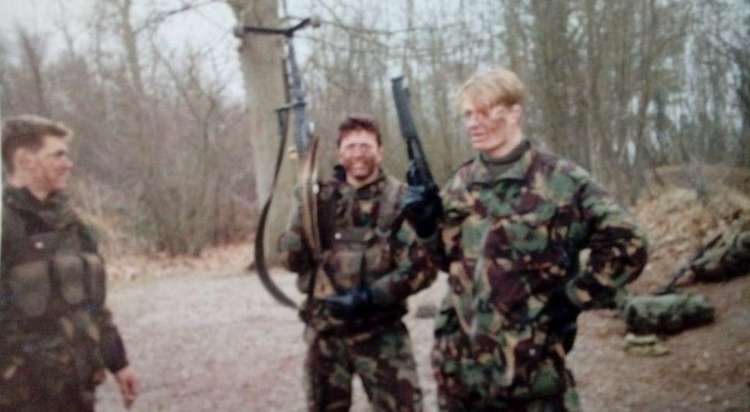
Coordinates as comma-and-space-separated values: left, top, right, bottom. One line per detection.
656, 245, 714, 295
657, 210, 750, 294
234, 17, 320, 309
390, 76, 442, 238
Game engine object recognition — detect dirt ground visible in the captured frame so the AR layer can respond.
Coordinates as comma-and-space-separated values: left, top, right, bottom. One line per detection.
95, 185, 750, 412
96, 263, 750, 412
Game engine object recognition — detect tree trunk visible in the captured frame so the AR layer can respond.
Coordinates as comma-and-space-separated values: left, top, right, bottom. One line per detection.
227, 0, 294, 265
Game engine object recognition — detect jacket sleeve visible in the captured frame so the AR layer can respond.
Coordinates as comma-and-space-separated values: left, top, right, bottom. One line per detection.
79, 221, 130, 373
565, 176, 649, 310
437, 173, 472, 274
97, 308, 130, 373
370, 216, 439, 306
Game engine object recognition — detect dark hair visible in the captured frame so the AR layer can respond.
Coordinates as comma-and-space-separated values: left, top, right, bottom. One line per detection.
337, 113, 381, 147
2, 115, 71, 174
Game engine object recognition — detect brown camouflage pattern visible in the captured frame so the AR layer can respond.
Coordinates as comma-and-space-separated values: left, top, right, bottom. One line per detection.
279, 171, 438, 331
688, 211, 750, 282
279, 170, 437, 411
1, 187, 127, 411
304, 321, 422, 412
432, 145, 648, 410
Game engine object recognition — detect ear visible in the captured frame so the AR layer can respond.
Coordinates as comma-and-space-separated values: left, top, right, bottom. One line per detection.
510, 104, 523, 124
12, 148, 35, 172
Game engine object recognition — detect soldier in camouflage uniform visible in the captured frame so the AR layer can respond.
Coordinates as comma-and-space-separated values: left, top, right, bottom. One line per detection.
1, 115, 139, 411
431, 68, 648, 411
279, 114, 438, 412
685, 211, 750, 282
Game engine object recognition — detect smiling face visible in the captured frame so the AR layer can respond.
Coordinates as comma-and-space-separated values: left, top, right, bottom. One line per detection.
337, 129, 383, 187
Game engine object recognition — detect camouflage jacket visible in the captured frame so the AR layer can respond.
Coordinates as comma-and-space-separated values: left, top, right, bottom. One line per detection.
280, 169, 438, 333
437, 144, 648, 385
687, 211, 750, 282
1, 186, 129, 401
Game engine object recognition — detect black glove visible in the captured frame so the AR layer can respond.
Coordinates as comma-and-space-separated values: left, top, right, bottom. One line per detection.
323, 286, 376, 320
546, 288, 582, 353
402, 163, 443, 238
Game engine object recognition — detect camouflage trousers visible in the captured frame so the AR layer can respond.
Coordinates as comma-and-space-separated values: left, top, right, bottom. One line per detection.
431, 330, 581, 412
1, 326, 102, 412
303, 320, 423, 412
0, 382, 96, 412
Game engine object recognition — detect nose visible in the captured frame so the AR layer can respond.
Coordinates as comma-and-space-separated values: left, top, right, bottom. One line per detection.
465, 114, 481, 130
61, 156, 74, 170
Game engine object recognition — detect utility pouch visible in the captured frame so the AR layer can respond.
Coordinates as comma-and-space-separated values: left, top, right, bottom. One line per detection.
7, 262, 50, 318
81, 253, 106, 307
328, 227, 369, 289
54, 254, 86, 306
330, 250, 364, 290
364, 243, 392, 277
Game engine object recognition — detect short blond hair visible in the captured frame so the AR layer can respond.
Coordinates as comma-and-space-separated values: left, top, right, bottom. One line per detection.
2, 114, 72, 174
457, 67, 526, 110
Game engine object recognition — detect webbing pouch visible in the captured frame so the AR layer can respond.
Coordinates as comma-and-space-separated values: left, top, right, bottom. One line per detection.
330, 250, 363, 290
7, 261, 50, 318
82, 253, 106, 306
54, 254, 86, 306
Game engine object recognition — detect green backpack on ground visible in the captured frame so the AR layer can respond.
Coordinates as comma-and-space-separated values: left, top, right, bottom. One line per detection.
621, 293, 715, 334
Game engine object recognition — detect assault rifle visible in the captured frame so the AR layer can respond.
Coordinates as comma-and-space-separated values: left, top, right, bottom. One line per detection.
390, 76, 439, 195
656, 232, 723, 295
234, 17, 320, 309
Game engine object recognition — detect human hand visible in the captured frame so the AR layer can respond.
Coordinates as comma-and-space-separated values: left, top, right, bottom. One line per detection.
323, 286, 376, 320
402, 163, 443, 238
114, 366, 139, 409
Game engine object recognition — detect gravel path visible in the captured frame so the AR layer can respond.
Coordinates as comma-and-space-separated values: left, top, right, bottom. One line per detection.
96, 269, 750, 412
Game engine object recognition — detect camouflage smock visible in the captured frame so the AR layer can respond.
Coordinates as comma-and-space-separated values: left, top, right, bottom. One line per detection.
688, 211, 750, 282
1, 186, 129, 409
280, 170, 438, 333
433, 144, 648, 400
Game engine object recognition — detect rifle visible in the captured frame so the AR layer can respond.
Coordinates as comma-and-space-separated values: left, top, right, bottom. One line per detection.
234, 17, 320, 309
390, 76, 439, 194
656, 232, 723, 295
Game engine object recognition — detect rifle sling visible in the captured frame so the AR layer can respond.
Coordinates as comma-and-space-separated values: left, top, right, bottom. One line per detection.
254, 117, 299, 310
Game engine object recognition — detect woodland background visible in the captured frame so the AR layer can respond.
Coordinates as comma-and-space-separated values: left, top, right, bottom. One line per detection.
1, 0, 748, 259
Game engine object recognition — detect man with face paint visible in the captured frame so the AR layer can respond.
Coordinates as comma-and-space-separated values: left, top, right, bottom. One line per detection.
1, 115, 139, 411
279, 114, 438, 412
430, 68, 648, 411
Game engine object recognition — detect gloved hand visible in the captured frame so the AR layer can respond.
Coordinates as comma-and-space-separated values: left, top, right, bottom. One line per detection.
546, 288, 582, 353
402, 163, 443, 238
323, 286, 376, 320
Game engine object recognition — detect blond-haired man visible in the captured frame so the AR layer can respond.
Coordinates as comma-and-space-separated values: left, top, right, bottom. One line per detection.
431, 68, 648, 411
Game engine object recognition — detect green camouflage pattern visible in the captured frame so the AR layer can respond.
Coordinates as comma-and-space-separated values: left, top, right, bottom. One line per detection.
279, 170, 436, 412
304, 321, 423, 412
1, 187, 127, 411
432, 145, 648, 409
279, 171, 438, 332
622, 293, 714, 334
688, 212, 750, 282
